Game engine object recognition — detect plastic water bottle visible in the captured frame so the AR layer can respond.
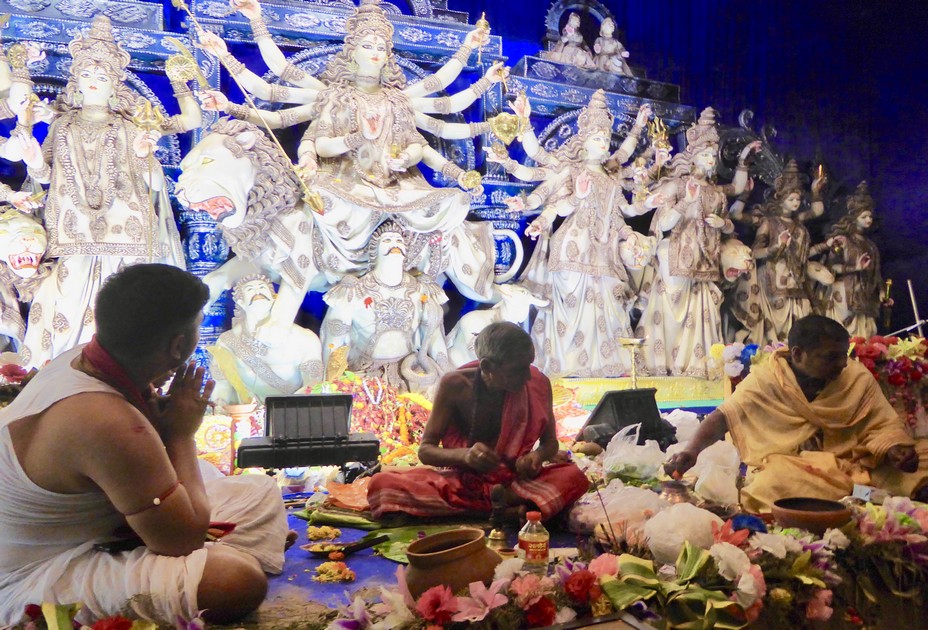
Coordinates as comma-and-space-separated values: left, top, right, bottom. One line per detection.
518, 511, 550, 575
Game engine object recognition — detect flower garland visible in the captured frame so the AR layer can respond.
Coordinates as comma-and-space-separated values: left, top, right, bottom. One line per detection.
852, 335, 928, 436
307, 372, 431, 463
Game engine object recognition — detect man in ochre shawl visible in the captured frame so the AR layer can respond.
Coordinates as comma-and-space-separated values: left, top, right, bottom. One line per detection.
666, 315, 928, 512
368, 322, 589, 521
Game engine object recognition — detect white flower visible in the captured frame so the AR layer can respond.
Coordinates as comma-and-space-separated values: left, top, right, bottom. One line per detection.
493, 557, 525, 582
749, 532, 788, 559
710, 542, 751, 581
722, 343, 745, 362
723, 360, 745, 377
555, 607, 578, 624
734, 571, 758, 608
822, 528, 851, 550
782, 535, 804, 554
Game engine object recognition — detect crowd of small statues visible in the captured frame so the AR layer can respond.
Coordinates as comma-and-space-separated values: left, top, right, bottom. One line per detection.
0, 0, 891, 407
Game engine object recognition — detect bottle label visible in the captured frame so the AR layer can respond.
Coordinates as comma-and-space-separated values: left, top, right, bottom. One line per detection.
518, 538, 549, 563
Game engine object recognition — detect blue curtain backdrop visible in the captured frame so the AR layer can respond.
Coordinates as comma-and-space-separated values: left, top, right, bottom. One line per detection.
456, 0, 928, 331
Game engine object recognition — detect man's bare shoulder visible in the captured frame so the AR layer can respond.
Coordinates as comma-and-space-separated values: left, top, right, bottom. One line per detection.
45, 391, 153, 439
438, 369, 476, 392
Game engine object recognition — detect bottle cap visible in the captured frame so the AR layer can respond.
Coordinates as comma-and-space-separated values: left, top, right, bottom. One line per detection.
526, 510, 541, 521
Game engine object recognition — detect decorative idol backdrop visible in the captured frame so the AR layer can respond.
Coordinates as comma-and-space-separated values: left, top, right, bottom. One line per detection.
0, 0, 925, 364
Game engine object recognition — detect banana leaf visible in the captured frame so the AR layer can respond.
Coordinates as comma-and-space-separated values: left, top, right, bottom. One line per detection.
600, 578, 659, 611
292, 507, 382, 530
360, 525, 462, 563
665, 587, 747, 630
676, 542, 711, 584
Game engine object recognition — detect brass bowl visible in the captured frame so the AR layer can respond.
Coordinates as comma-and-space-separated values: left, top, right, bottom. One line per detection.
771, 497, 851, 535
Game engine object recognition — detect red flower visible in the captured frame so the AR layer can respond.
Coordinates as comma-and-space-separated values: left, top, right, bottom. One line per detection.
564, 569, 597, 604
363, 297, 373, 309
92, 616, 134, 630
525, 596, 557, 627
23, 604, 42, 621
911, 369, 923, 382
0, 363, 27, 383
888, 372, 908, 387
855, 345, 883, 360
859, 357, 877, 374
713, 519, 751, 547
415, 585, 457, 625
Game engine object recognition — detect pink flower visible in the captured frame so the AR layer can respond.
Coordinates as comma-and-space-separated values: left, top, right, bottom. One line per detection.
509, 573, 556, 608
415, 585, 458, 625
452, 579, 508, 622
805, 589, 834, 622
588, 553, 620, 578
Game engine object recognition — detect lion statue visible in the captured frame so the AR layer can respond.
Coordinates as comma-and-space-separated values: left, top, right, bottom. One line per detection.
175, 118, 321, 329
0, 210, 50, 349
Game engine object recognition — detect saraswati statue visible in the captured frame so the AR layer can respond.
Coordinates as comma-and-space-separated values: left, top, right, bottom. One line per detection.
194, 0, 504, 303
17, 15, 201, 366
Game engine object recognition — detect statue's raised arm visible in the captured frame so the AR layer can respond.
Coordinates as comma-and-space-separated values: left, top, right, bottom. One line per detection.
231, 0, 326, 91
508, 93, 557, 167
196, 29, 320, 107
411, 61, 508, 115
403, 26, 491, 99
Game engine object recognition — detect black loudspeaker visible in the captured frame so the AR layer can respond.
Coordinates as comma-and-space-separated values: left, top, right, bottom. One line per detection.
579, 388, 677, 451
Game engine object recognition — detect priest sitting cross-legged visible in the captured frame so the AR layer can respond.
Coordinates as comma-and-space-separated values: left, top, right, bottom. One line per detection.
367, 321, 590, 523
666, 314, 928, 512
0, 264, 289, 626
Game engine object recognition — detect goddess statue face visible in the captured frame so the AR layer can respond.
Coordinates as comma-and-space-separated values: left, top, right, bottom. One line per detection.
76, 65, 115, 106
693, 146, 717, 176
856, 210, 873, 231
583, 129, 612, 161
352, 34, 389, 77
781, 191, 802, 214
601, 17, 615, 37
0, 213, 47, 279
235, 278, 275, 321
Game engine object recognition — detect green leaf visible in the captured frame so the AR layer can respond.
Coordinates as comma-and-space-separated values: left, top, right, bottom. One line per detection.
789, 550, 812, 575
601, 579, 658, 611
676, 541, 711, 583
361, 525, 461, 564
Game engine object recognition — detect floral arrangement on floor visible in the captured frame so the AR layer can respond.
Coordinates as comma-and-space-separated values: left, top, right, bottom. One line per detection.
0, 352, 35, 408
325, 497, 928, 630
17, 603, 203, 630
306, 372, 431, 464
852, 335, 928, 437
707, 342, 771, 386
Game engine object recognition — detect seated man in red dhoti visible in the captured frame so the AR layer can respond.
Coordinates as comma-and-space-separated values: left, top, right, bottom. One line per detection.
368, 321, 590, 522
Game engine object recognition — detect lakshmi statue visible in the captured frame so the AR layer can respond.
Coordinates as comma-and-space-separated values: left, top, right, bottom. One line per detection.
593, 17, 633, 75
17, 15, 201, 367
321, 221, 449, 393
635, 108, 759, 377
209, 274, 323, 406
541, 12, 595, 69
816, 181, 887, 338
496, 91, 651, 377
196, 0, 503, 302
751, 159, 826, 344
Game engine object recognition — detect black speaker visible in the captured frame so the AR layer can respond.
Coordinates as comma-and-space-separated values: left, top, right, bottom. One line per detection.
579, 388, 677, 450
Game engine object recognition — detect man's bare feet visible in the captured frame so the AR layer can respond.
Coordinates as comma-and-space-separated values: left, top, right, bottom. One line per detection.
285, 530, 298, 551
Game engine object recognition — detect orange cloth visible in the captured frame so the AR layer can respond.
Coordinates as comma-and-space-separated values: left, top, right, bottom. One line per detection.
717, 350, 927, 511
